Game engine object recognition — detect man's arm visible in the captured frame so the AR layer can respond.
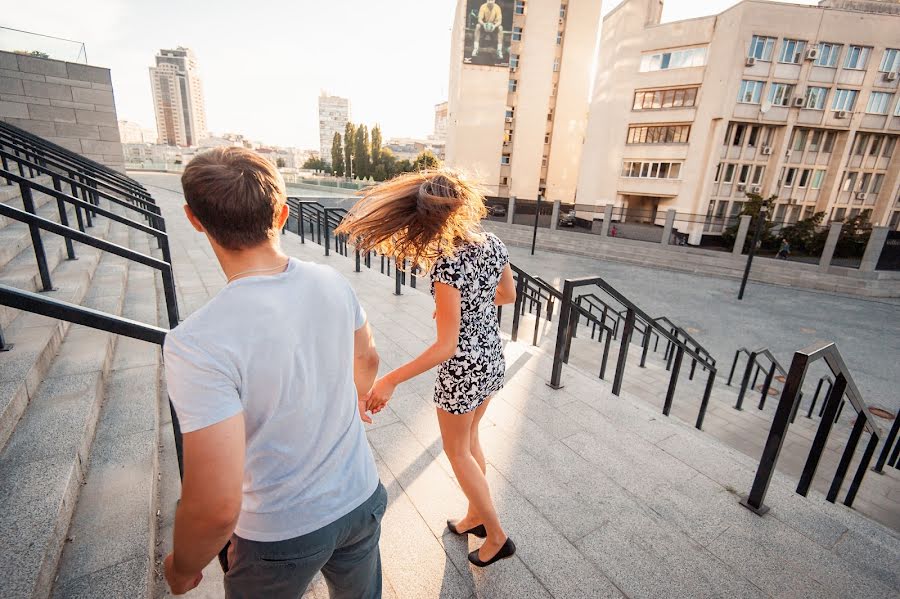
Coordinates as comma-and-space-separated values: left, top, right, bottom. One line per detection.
354, 321, 380, 423
165, 413, 245, 594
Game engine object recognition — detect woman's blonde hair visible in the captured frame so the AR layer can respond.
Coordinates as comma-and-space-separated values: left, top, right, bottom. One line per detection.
335, 169, 487, 270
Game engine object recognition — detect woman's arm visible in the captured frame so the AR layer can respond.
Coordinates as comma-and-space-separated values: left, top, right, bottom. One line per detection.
494, 264, 516, 306
365, 282, 461, 413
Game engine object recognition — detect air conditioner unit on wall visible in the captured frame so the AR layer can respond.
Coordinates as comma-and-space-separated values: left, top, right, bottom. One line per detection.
737, 183, 746, 192
792, 96, 806, 108
835, 110, 848, 119
856, 191, 867, 201
761, 146, 773, 155
805, 48, 819, 61
750, 185, 761, 193
505, 116, 513, 123
885, 71, 898, 82
745, 56, 756, 67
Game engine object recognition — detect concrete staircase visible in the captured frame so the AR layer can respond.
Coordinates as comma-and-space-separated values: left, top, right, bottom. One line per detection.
0, 172, 166, 598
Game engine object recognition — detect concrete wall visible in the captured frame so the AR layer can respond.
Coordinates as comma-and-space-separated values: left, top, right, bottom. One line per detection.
0, 51, 124, 170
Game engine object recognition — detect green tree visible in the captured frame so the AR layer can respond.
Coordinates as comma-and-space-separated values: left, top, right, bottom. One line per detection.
276, 157, 286, 168
413, 149, 441, 171
395, 159, 413, 175
833, 212, 872, 259
780, 211, 826, 254
370, 124, 383, 171
331, 132, 345, 177
354, 124, 370, 179
721, 193, 779, 253
302, 157, 329, 173
344, 122, 356, 179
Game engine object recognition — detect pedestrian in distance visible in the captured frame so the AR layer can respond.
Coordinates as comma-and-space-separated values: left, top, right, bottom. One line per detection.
163, 147, 386, 598
777, 238, 791, 260
337, 170, 518, 568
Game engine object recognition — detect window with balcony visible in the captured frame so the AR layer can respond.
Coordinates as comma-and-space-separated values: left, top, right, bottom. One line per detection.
866, 92, 892, 115
510, 54, 519, 69
811, 169, 825, 189
748, 35, 776, 61
738, 80, 764, 104
515, 0, 526, 15
879, 48, 900, 73
508, 79, 518, 92
844, 46, 870, 70
512, 27, 523, 41
832, 88, 858, 111
815, 43, 841, 67
768, 83, 793, 106
627, 124, 691, 144
805, 86, 828, 110
640, 46, 707, 72
622, 160, 682, 179
778, 39, 807, 64
633, 87, 698, 110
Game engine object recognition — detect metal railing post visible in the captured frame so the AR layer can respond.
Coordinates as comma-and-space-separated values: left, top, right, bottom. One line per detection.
599, 328, 612, 380
611, 308, 636, 397
411, 266, 417, 289
511, 274, 526, 343
758, 362, 777, 410
727, 350, 741, 385
696, 368, 716, 430
639, 326, 650, 367
51, 177, 76, 260
0, 323, 13, 351
299, 208, 306, 243
549, 279, 574, 389
796, 373, 847, 497
735, 352, 757, 410
355, 248, 361, 272
872, 415, 900, 473
161, 266, 180, 328
394, 263, 401, 295
826, 411, 866, 503
21, 185, 54, 291
844, 432, 878, 507
663, 346, 684, 416
740, 352, 810, 515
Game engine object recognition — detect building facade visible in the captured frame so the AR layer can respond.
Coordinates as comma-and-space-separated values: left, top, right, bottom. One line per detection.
433, 101, 449, 142
577, 0, 900, 243
318, 93, 350, 164
445, 0, 604, 201
149, 47, 208, 147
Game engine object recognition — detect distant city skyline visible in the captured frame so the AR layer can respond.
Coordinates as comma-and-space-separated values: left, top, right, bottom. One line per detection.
1, 0, 818, 149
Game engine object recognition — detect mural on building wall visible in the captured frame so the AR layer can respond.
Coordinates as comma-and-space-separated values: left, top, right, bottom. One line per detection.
463, 0, 513, 67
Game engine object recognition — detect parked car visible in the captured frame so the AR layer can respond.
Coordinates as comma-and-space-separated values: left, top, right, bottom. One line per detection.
558, 210, 576, 227
487, 204, 507, 218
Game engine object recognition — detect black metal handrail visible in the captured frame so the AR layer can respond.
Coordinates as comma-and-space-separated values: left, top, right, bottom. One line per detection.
549, 275, 717, 430
654, 316, 715, 373
0, 148, 160, 217
0, 121, 149, 199
728, 347, 794, 412
0, 202, 179, 328
741, 341, 884, 515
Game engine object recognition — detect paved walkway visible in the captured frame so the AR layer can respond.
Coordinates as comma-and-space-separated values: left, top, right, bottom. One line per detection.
137, 174, 900, 599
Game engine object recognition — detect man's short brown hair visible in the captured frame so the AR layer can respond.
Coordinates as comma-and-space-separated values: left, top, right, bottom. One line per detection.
181, 147, 287, 250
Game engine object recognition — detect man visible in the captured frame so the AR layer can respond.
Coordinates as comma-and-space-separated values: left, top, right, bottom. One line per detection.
473, 0, 504, 60
163, 147, 385, 598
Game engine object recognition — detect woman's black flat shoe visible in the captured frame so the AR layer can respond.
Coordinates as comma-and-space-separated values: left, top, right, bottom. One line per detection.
447, 520, 487, 538
468, 537, 516, 567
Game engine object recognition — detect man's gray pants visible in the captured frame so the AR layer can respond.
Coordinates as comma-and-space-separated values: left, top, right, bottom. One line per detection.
224, 482, 387, 599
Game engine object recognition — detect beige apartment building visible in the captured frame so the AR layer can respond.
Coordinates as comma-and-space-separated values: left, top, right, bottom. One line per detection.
445, 0, 603, 202
577, 0, 900, 244
149, 47, 208, 147
318, 92, 350, 163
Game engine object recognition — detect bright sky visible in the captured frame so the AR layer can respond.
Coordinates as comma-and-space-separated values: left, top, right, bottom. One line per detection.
0, 0, 817, 149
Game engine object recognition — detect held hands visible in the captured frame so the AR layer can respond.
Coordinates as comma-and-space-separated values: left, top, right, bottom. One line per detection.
365, 375, 397, 416
164, 553, 203, 595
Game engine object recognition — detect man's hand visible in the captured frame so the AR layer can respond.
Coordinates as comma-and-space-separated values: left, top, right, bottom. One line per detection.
366, 375, 397, 414
165, 553, 203, 595
358, 397, 373, 423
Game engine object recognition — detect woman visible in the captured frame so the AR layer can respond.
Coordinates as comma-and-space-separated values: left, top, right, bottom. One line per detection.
336, 170, 517, 567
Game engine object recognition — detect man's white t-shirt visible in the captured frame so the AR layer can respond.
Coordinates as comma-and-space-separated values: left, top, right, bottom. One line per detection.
164, 258, 379, 542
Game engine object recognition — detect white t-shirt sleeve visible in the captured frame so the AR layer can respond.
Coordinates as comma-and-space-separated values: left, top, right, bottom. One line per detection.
164, 331, 243, 433
348, 280, 367, 330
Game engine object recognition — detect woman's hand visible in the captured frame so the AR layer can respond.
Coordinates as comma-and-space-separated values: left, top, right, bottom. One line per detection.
366, 375, 397, 414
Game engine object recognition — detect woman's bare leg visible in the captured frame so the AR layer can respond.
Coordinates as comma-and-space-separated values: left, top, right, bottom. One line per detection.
438, 406, 507, 560
451, 397, 492, 531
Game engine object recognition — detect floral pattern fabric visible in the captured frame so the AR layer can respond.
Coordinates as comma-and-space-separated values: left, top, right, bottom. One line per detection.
430, 232, 509, 414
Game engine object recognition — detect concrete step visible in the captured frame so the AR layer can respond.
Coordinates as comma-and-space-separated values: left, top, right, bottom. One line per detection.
0, 242, 129, 599
0, 176, 56, 231
51, 240, 163, 598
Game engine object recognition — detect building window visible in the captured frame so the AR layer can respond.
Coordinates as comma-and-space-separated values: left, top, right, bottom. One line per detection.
731, 123, 746, 146
738, 164, 751, 184
866, 92, 892, 115
872, 173, 885, 194
500, 176, 508, 186
553, 57, 560, 72
622, 160, 682, 179
626, 124, 691, 144
778, 39, 807, 64
815, 43, 841, 67
853, 133, 868, 155
822, 131, 835, 153
896, 97, 900, 116
811, 170, 825, 189
844, 45, 870, 70
501, 154, 511, 165
752, 165, 765, 185
869, 136, 882, 156
879, 48, 900, 73
640, 46, 707, 72
738, 80, 764, 104
560, 4, 567, 18
783, 168, 797, 186
508, 79, 518, 92
747, 126, 759, 147
723, 163, 736, 183
510, 54, 519, 69
842, 172, 857, 192
808, 129, 822, 152
805, 86, 828, 110
633, 87, 698, 110
768, 83, 793, 106
748, 35, 776, 61
798, 169, 811, 188
544, 133, 550, 144
515, 0, 526, 15
556, 31, 563, 45
512, 27, 523, 41
883, 136, 896, 157
791, 129, 808, 151
832, 88, 858, 111
505, 107, 515, 120
859, 172, 871, 192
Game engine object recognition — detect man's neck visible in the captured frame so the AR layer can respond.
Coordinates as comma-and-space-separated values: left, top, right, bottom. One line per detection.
209, 238, 290, 283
